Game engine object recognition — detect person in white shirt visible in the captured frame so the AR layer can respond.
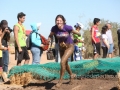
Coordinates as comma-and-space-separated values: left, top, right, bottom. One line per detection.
101, 26, 109, 58
106, 23, 114, 58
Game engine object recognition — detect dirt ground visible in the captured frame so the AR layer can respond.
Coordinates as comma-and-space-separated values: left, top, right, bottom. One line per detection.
0, 48, 119, 90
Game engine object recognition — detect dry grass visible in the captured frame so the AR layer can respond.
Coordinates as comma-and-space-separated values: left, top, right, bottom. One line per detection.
117, 72, 120, 90
10, 72, 33, 86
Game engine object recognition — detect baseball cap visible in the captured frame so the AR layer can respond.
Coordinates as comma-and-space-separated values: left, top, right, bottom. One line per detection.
74, 22, 84, 29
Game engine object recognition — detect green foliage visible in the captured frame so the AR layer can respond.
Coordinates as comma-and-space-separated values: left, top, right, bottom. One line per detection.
83, 19, 120, 59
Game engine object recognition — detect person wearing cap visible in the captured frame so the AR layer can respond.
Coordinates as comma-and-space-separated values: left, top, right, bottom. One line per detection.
30, 23, 44, 64
117, 28, 120, 56
13, 12, 30, 66
73, 22, 84, 60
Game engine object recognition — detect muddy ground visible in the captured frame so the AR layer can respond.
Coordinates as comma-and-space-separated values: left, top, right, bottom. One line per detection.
0, 48, 119, 90
0, 78, 118, 90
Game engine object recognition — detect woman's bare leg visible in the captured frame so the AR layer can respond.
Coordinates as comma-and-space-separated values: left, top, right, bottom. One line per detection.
56, 45, 74, 87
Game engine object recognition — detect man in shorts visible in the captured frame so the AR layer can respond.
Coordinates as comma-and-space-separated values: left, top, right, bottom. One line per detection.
13, 12, 30, 66
106, 23, 114, 58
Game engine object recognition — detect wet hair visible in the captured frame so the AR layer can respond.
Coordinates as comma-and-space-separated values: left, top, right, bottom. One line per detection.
101, 25, 108, 34
55, 14, 66, 24
17, 12, 26, 21
93, 18, 100, 25
74, 39, 78, 43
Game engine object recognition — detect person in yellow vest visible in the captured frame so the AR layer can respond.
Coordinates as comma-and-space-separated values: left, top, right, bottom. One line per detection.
0, 27, 9, 82
13, 12, 30, 66
73, 22, 84, 60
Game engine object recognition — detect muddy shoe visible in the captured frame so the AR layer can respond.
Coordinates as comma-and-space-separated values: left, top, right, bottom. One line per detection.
69, 73, 77, 85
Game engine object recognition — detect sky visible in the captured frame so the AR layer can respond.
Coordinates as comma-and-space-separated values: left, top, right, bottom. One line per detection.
0, 0, 120, 37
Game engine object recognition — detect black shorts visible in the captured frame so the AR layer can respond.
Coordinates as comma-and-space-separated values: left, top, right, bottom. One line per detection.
92, 43, 101, 55
15, 47, 30, 61
0, 57, 3, 67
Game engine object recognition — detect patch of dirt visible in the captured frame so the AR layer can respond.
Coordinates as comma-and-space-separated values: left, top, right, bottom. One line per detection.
0, 79, 118, 90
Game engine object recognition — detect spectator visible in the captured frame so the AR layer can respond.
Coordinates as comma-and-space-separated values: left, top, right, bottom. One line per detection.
91, 18, 101, 59
30, 23, 44, 64
101, 26, 109, 58
0, 20, 12, 82
73, 22, 84, 60
0, 26, 9, 82
73, 39, 82, 60
13, 12, 30, 66
117, 28, 120, 56
48, 14, 81, 88
106, 23, 114, 58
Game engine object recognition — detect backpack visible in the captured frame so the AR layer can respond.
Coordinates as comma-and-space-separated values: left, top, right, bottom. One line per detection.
39, 34, 49, 51
26, 31, 33, 50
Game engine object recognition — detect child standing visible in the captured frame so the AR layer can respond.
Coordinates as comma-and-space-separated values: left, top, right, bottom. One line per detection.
74, 39, 82, 61
101, 26, 109, 58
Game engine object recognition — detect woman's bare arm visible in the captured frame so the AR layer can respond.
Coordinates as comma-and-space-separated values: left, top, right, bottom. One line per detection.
48, 32, 54, 41
71, 30, 81, 36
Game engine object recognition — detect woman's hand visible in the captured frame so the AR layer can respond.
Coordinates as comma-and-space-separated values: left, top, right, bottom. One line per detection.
40, 44, 44, 47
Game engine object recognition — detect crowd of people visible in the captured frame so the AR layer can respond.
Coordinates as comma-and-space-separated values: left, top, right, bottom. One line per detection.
91, 18, 114, 60
0, 12, 120, 88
